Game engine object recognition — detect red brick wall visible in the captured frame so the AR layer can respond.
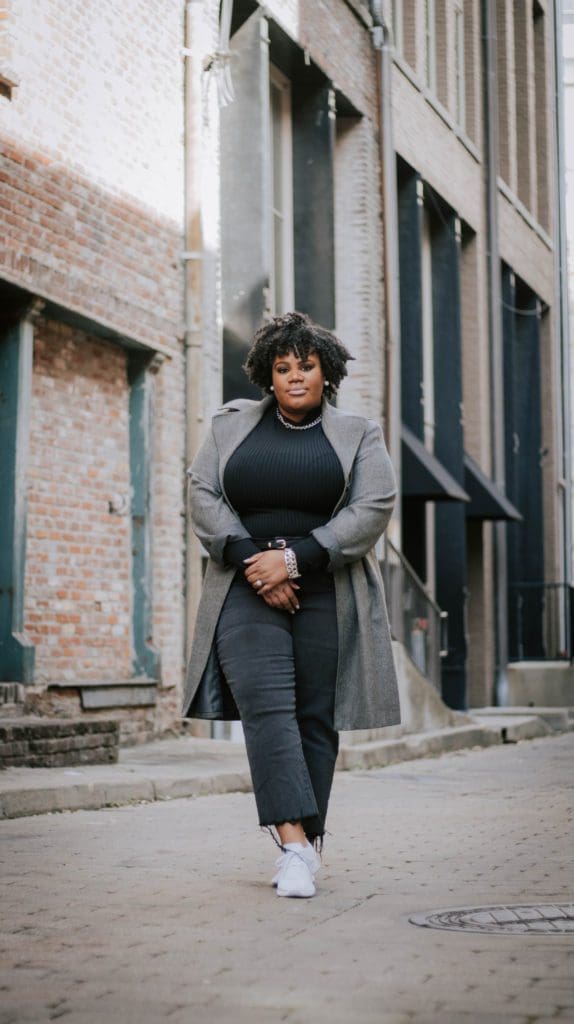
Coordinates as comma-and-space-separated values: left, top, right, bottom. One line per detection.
0, 136, 182, 352
24, 319, 133, 684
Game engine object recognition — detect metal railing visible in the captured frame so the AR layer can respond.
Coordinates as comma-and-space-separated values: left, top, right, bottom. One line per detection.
508, 582, 574, 662
380, 538, 448, 692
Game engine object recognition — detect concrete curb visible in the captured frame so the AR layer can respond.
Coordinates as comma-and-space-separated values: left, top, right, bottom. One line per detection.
0, 768, 253, 820
0, 721, 517, 819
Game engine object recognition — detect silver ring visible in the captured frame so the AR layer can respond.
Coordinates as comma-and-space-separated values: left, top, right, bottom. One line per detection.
256, 579, 263, 588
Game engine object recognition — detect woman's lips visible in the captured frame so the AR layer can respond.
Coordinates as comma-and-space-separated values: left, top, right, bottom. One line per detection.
287, 388, 306, 395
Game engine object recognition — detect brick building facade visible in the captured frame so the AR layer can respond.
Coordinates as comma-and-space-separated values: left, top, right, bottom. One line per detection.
0, 0, 185, 742
391, 0, 570, 707
0, 0, 570, 752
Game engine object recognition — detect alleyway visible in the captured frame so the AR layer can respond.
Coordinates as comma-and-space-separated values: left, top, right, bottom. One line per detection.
1, 733, 573, 1024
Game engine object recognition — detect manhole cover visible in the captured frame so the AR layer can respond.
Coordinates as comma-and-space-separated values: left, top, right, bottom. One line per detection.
409, 904, 574, 934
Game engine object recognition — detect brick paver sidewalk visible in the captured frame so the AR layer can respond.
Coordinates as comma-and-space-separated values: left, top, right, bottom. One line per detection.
1, 733, 572, 1023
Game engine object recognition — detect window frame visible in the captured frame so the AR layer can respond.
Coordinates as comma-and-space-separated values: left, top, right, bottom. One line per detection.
424, 0, 437, 93
454, 0, 465, 130
392, 0, 404, 55
269, 64, 295, 316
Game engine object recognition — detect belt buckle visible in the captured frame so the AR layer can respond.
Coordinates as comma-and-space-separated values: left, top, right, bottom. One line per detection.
269, 537, 287, 549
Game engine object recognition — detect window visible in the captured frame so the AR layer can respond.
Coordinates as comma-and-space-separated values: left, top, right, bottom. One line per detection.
424, 0, 437, 92
463, 0, 478, 142
422, 196, 437, 595
435, 0, 447, 106
454, 0, 465, 128
392, 0, 404, 55
514, 0, 532, 209
221, 12, 336, 401
533, 3, 549, 229
402, 0, 418, 69
421, 200, 436, 456
497, 0, 511, 184
269, 65, 294, 315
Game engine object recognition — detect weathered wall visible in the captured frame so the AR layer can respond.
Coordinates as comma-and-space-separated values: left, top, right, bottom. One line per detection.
0, 0, 187, 739
0, 0, 183, 348
24, 321, 132, 684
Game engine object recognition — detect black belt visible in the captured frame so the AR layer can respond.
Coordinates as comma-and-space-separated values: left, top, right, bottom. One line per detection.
251, 536, 305, 551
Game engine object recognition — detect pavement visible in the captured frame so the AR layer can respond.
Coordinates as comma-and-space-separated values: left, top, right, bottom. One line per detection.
0, 732, 572, 1023
1, 705, 571, 820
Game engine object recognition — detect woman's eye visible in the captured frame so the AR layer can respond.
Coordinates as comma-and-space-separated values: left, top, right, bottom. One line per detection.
302, 364, 314, 372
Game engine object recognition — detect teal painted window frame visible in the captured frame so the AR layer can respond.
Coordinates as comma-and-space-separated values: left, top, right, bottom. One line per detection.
128, 350, 161, 681
0, 319, 35, 682
0, 292, 163, 685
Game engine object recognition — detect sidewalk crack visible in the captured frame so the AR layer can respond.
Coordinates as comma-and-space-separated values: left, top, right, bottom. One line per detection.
287, 890, 385, 938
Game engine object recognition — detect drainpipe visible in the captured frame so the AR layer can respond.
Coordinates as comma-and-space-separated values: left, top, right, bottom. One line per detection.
481, 0, 509, 703
552, 1, 573, 592
183, 0, 206, 671
369, 1, 402, 551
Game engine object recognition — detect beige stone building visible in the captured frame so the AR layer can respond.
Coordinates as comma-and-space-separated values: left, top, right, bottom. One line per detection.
389, 0, 570, 708
0, 0, 570, 762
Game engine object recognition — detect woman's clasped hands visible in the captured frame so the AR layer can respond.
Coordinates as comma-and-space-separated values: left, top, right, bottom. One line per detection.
243, 551, 300, 613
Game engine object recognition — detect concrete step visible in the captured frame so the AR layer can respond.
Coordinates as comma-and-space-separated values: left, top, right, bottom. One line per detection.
0, 717, 120, 769
472, 705, 572, 734
0, 704, 26, 719
337, 723, 502, 771
470, 712, 551, 742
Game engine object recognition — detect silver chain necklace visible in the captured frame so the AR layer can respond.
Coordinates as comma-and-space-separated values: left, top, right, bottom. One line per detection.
276, 408, 322, 431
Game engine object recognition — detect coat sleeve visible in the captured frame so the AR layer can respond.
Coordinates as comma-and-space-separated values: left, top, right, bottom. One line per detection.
311, 421, 397, 570
187, 419, 253, 565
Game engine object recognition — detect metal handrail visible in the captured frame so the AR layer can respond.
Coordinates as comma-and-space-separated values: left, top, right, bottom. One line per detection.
380, 537, 448, 692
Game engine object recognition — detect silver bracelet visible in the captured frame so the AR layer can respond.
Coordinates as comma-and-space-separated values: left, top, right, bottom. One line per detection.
284, 548, 301, 580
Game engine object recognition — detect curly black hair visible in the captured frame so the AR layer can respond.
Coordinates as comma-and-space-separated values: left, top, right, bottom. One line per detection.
243, 311, 354, 399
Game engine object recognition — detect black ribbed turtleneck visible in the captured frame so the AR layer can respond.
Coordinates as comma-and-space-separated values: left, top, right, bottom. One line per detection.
222, 402, 345, 573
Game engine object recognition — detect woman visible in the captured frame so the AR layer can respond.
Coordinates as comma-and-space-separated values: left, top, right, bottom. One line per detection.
182, 311, 400, 898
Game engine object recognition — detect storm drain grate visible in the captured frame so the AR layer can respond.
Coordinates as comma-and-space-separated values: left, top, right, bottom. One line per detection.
409, 903, 574, 935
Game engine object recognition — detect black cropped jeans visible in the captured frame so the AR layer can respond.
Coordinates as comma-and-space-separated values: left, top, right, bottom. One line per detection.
215, 570, 339, 844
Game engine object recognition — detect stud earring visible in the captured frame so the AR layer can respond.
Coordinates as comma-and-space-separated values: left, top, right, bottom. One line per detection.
324, 381, 330, 387
269, 385, 274, 391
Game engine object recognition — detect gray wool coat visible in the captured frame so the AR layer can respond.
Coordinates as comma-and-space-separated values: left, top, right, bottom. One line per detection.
181, 395, 401, 731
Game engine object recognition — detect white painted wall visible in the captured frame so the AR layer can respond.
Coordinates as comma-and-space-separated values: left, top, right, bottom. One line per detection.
2, 0, 184, 222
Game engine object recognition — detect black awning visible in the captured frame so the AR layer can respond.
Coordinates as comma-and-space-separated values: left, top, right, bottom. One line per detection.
401, 425, 470, 502
463, 453, 523, 521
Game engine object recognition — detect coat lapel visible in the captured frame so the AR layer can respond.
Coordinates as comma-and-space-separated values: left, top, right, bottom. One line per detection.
211, 396, 274, 491
321, 400, 368, 482
211, 395, 367, 496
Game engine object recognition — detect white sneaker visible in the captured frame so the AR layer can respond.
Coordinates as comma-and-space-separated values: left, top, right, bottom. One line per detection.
271, 842, 320, 887
275, 843, 320, 898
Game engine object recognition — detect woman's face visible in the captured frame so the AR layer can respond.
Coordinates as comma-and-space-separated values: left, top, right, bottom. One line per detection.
271, 349, 325, 422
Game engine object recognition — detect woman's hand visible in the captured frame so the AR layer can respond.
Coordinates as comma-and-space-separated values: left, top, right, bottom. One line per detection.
260, 581, 300, 613
243, 550, 289, 593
